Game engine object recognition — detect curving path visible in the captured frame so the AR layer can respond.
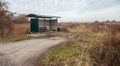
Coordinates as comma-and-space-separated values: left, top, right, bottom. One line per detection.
0, 37, 66, 66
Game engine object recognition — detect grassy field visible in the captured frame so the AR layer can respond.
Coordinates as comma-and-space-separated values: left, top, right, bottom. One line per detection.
35, 22, 120, 66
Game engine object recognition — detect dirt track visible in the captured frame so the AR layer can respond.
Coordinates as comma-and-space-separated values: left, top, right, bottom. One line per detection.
0, 37, 66, 66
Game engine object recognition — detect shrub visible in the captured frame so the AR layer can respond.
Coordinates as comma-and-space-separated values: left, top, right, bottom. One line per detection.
0, 19, 30, 38
13, 24, 30, 35
0, 18, 14, 37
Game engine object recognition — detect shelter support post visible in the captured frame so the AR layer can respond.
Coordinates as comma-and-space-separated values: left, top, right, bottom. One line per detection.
50, 18, 52, 30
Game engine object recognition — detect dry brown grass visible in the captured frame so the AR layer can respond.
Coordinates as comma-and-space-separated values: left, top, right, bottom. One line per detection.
59, 23, 80, 32
89, 23, 120, 66
0, 18, 30, 42
59, 23, 87, 35
13, 24, 30, 35
38, 22, 120, 66
0, 19, 30, 37
0, 18, 14, 37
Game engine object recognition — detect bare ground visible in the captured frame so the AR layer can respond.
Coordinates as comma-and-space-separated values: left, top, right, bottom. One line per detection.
0, 36, 66, 66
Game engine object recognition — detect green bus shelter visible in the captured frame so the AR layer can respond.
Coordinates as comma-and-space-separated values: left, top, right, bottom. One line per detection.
26, 14, 60, 33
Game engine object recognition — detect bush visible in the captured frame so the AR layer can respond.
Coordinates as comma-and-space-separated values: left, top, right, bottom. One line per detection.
0, 18, 14, 37
13, 24, 30, 35
0, 18, 30, 38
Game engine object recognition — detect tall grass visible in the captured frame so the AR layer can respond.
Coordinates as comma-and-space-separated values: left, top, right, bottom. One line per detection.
89, 23, 120, 66
37, 22, 120, 66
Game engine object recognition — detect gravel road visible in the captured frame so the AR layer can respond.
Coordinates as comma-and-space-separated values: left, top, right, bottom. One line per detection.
0, 37, 66, 66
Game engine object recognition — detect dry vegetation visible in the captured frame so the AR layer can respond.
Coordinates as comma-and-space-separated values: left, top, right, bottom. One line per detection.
0, 18, 14, 37
0, 18, 31, 42
13, 23, 30, 35
36, 22, 120, 66
0, 0, 32, 42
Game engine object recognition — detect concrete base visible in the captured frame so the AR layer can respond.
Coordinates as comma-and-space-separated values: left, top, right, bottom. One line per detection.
27, 33, 46, 37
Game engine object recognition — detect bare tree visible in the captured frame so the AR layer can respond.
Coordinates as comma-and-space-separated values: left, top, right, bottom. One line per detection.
0, 0, 13, 19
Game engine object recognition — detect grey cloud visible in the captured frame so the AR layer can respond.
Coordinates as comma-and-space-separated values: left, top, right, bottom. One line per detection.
6, 0, 120, 21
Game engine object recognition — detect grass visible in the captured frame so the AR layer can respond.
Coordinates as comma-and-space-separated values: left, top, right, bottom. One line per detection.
42, 35, 92, 66
0, 30, 72, 42
0, 31, 71, 42
0, 34, 53, 42
35, 22, 120, 66
37, 32, 101, 66
88, 27, 120, 66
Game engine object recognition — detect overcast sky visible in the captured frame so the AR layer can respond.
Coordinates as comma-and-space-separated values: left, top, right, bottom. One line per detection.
6, 0, 120, 22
